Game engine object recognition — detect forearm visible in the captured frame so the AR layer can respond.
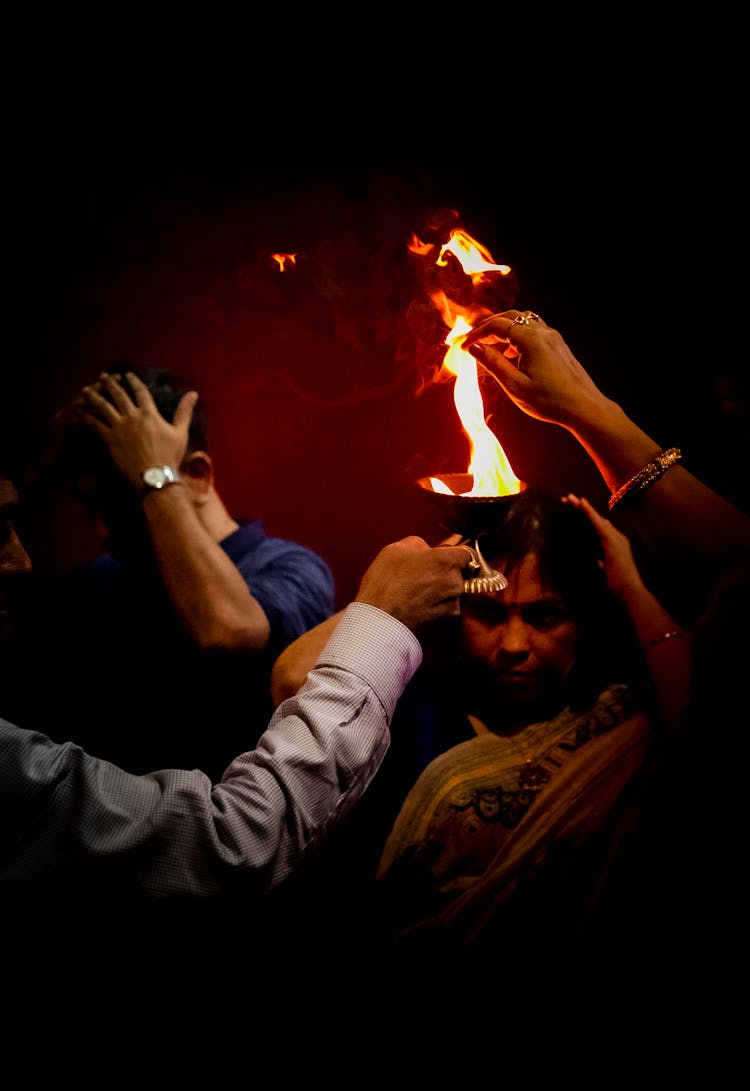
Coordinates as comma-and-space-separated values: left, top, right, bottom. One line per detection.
566, 399, 750, 564
0, 709, 381, 897
565, 398, 662, 492
270, 612, 345, 705
0, 603, 422, 897
614, 581, 692, 738
142, 488, 270, 651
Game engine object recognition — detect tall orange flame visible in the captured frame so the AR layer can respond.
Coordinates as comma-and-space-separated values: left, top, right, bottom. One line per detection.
427, 229, 521, 498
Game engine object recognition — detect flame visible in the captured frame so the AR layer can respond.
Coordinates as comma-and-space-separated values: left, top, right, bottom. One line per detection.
407, 233, 434, 257
441, 318, 521, 496
428, 476, 454, 494
419, 224, 521, 498
437, 229, 511, 282
270, 252, 299, 272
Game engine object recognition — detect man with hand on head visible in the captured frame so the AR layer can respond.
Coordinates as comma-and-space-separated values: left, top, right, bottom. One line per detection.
10, 367, 337, 780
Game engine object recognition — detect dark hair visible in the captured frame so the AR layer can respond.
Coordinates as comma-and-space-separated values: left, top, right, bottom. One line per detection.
129, 368, 208, 453
479, 490, 604, 602
466, 489, 645, 707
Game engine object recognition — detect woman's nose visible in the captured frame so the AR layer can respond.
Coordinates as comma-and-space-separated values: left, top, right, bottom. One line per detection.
494, 615, 531, 657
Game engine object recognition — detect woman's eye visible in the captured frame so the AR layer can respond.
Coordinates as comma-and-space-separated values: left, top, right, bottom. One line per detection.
524, 604, 570, 628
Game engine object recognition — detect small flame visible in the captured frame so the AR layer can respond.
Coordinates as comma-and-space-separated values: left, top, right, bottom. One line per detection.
437, 229, 511, 282
407, 233, 434, 257
270, 253, 300, 272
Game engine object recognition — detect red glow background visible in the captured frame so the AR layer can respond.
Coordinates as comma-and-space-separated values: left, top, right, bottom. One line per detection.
6, 107, 744, 606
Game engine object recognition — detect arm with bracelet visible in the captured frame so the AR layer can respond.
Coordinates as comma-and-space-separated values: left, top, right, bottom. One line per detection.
463, 312, 750, 586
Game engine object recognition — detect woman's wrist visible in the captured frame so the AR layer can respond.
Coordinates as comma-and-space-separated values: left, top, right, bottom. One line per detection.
570, 402, 663, 493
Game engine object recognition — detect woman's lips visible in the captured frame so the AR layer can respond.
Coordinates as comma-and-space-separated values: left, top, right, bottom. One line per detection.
494, 671, 541, 685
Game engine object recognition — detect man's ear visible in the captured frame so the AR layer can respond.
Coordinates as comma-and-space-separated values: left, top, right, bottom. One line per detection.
181, 451, 213, 500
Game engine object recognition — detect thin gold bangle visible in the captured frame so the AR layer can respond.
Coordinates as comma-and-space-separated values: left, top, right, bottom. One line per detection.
608, 448, 682, 512
645, 629, 686, 653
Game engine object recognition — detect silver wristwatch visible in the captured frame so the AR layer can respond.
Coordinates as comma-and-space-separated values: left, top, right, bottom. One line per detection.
141, 465, 183, 496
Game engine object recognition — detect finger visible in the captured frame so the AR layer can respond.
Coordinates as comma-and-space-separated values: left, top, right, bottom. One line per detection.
80, 383, 119, 420
462, 312, 513, 347
96, 373, 137, 413
578, 495, 604, 521
122, 372, 164, 415
397, 535, 430, 552
433, 543, 477, 570
173, 390, 199, 433
465, 309, 549, 355
120, 371, 154, 407
578, 496, 613, 534
467, 340, 525, 382
462, 546, 479, 570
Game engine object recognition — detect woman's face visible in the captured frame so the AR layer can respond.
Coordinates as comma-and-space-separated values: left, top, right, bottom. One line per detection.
459, 552, 579, 716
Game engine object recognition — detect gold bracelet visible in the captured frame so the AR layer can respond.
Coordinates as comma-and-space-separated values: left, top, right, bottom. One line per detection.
645, 629, 686, 653
608, 448, 682, 512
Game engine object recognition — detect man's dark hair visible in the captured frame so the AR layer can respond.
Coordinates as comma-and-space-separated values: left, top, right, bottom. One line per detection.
129, 367, 208, 453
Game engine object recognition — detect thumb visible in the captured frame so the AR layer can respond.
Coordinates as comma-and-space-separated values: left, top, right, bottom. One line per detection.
173, 390, 199, 432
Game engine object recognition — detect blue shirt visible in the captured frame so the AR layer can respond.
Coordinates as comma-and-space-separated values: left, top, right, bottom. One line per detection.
8, 520, 336, 780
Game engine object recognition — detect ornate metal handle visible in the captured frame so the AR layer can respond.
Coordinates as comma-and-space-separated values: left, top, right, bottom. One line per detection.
462, 538, 508, 593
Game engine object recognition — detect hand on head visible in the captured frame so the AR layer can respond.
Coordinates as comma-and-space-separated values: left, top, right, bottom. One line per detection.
563, 493, 646, 601
354, 535, 473, 630
76, 372, 199, 492
461, 309, 607, 428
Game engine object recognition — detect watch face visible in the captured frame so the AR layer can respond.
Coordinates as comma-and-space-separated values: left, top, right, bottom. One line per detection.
143, 467, 168, 489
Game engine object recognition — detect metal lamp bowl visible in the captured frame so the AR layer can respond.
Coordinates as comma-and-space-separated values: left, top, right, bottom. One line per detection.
416, 474, 526, 538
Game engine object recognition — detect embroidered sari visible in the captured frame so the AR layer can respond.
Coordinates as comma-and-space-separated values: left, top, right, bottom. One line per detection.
374, 683, 652, 966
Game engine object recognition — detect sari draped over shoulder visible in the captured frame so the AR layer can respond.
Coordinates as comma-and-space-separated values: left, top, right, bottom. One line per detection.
375, 683, 652, 964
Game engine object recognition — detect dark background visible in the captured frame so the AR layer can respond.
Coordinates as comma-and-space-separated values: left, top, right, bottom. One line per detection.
6, 46, 746, 606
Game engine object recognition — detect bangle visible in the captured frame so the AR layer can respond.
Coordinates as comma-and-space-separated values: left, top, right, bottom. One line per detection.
645, 629, 686, 653
608, 448, 682, 512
